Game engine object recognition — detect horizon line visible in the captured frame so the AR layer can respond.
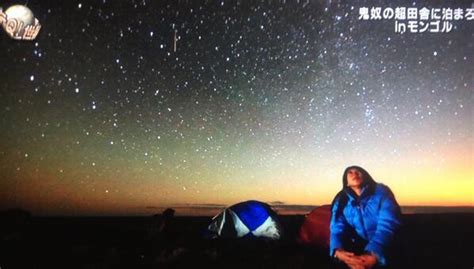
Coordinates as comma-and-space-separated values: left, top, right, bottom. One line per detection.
2, 204, 474, 217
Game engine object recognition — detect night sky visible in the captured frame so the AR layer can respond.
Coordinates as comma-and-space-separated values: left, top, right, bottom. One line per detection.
1, 0, 472, 216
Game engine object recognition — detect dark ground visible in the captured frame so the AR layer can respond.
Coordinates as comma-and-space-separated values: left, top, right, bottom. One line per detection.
1, 212, 473, 269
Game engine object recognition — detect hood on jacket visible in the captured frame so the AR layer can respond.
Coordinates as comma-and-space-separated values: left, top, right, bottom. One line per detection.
342, 165, 377, 189
331, 165, 378, 211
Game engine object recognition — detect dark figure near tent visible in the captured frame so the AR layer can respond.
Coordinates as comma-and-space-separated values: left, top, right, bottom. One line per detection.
158, 208, 176, 236
145, 208, 179, 264
147, 208, 176, 242
330, 166, 401, 269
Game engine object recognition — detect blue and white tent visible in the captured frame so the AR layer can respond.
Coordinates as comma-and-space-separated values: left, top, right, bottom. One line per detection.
207, 200, 282, 240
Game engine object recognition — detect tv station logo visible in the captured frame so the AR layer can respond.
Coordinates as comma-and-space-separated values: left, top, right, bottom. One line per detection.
0, 4, 41, 40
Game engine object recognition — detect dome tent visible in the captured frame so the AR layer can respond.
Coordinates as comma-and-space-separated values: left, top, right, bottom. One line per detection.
298, 205, 331, 248
206, 200, 282, 240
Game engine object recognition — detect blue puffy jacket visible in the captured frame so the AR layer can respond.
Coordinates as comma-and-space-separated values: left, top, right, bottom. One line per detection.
330, 183, 401, 266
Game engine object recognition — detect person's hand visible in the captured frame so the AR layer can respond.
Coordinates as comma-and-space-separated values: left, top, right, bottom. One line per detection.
356, 253, 378, 269
334, 248, 353, 261
348, 264, 364, 269
334, 249, 363, 268
335, 249, 377, 269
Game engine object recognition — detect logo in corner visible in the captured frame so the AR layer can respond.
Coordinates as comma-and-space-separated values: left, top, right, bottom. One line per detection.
0, 5, 42, 41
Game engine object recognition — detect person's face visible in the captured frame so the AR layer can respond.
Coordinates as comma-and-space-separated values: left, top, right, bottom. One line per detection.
346, 168, 364, 188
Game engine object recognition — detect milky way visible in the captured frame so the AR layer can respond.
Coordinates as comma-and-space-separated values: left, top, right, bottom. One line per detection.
0, 0, 472, 215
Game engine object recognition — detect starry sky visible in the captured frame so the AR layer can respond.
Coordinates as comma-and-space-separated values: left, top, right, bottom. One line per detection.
0, 0, 473, 216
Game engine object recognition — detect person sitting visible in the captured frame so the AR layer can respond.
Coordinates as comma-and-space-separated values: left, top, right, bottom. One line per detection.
330, 166, 401, 269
